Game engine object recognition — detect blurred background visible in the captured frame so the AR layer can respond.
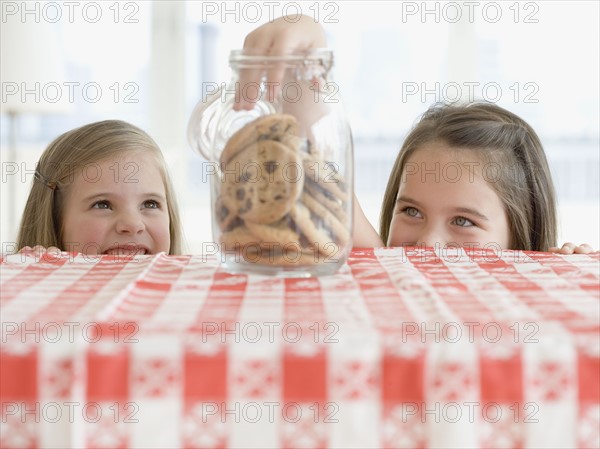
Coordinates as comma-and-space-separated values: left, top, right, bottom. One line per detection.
1, 1, 598, 253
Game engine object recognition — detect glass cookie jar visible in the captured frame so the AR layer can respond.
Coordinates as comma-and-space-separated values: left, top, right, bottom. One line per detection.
188, 50, 353, 277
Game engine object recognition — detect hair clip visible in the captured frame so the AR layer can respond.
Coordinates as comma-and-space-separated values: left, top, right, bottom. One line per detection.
34, 171, 57, 191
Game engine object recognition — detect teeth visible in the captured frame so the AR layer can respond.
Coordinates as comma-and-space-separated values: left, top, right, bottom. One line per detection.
105, 248, 146, 255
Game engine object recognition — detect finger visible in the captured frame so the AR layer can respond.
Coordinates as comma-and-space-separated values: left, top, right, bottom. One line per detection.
18, 246, 33, 253
236, 34, 272, 111
547, 246, 559, 253
46, 246, 62, 256
275, 15, 328, 49
39, 246, 62, 262
32, 245, 47, 254
265, 38, 298, 102
558, 242, 576, 255
234, 73, 262, 110
236, 60, 265, 111
574, 243, 594, 254
265, 24, 324, 91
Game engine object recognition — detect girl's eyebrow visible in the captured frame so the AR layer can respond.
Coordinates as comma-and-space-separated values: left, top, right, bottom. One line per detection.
81, 192, 167, 202
143, 193, 167, 200
82, 193, 110, 202
397, 196, 489, 221
396, 195, 421, 206
453, 207, 489, 221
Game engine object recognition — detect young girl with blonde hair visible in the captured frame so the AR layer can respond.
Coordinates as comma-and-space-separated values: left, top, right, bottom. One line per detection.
17, 120, 184, 256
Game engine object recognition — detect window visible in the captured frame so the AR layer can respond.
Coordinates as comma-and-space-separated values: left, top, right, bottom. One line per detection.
2, 1, 597, 252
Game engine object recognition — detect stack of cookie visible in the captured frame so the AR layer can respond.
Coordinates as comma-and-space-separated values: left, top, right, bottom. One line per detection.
216, 114, 351, 266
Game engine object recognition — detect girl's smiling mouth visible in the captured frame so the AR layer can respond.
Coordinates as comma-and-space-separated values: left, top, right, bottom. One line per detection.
102, 245, 150, 255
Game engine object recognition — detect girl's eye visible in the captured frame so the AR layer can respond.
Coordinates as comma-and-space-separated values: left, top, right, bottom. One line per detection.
453, 216, 475, 227
92, 200, 110, 210
143, 200, 160, 209
402, 206, 421, 218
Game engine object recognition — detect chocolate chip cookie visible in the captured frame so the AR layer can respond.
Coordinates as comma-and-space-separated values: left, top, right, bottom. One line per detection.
221, 139, 304, 224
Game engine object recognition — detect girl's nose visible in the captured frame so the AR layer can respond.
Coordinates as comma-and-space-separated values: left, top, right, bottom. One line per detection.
417, 227, 447, 249
116, 211, 145, 234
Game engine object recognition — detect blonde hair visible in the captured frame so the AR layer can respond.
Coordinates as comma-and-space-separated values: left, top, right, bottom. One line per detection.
380, 102, 557, 251
17, 120, 184, 254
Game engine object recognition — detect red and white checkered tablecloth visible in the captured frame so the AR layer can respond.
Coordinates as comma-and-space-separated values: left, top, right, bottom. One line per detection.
1, 248, 599, 449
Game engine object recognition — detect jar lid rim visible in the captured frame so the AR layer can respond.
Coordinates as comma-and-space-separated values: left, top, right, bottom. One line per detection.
229, 48, 333, 62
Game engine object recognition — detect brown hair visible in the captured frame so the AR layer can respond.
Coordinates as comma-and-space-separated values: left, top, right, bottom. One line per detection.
380, 102, 557, 251
17, 120, 184, 254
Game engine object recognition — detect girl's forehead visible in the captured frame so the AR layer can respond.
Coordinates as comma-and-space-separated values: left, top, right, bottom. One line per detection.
401, 142, 495, 184
86, 150, 164, 176
100, 149, 159, 165
407, 141, 485, 164
72, 150, 165, 186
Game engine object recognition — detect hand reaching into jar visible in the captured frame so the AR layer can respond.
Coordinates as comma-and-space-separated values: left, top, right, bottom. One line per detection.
235, 15, 383, 249
235, 14, 327, 110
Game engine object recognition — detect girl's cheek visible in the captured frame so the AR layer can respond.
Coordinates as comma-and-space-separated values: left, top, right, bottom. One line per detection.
387, 216, 413, 246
